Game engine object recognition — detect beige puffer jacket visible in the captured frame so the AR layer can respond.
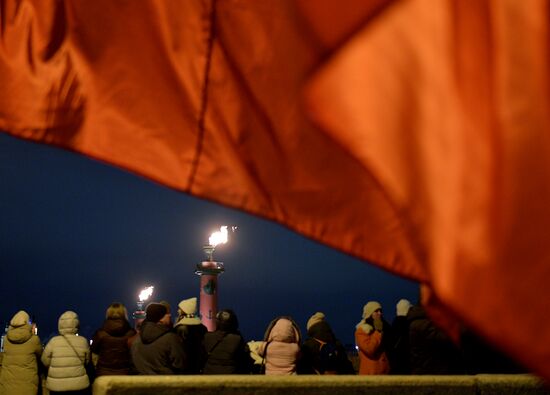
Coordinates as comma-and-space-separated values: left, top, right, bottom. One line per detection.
0, 310, 42, 395
42, 311, 90, 392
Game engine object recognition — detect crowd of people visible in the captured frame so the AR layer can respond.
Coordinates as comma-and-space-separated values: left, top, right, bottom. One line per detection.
0, 297, 525, 394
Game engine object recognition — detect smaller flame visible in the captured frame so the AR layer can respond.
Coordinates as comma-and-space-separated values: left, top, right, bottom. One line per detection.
209, 226, 228, 247
139, 286, 154, 302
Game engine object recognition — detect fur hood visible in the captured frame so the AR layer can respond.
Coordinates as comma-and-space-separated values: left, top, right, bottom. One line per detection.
356, 321, 374, 334
175, 316, 202, 326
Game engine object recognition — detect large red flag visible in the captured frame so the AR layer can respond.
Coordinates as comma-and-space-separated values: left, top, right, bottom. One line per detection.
1, 0, 549, 379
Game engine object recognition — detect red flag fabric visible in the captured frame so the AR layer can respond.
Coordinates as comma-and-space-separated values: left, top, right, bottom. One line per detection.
1, 0, 549, 379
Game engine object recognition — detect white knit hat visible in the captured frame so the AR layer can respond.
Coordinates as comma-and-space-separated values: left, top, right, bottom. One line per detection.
396, 299, 412, 316
306, 312, 325, 330
178, 297, 197, 316
362, 301, 382, 319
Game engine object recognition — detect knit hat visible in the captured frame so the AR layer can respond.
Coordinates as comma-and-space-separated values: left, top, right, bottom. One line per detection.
145, 303, 167, 323
216, 309, 239, 332
306, 312, 325, 330
396, 299, 412, 316
178, 297, 197, 316
362, 301, 382, 319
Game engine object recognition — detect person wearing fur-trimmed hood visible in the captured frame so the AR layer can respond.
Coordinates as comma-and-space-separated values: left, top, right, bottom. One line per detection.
258, 316, 301, 375
0, 310, 43, 395
174, 297, 207, 373
355, 301, 393, 375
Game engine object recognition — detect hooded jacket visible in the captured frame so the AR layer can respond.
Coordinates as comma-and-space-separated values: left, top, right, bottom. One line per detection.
90, 318, 136, 376
41, 311, 91, 392
202, 330, 252, 374
299, 320, 354, 375
130, 320, 187, 374
259, 317, 301, 375
0, 311, 42, 395
407, 305, 464, 374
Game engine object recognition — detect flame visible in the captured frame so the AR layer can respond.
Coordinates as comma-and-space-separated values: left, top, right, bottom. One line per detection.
139, 286, 154, 302
209, 226, 229, 247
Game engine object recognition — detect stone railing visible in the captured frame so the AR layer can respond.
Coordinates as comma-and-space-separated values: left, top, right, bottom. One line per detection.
93, 374, 549, 395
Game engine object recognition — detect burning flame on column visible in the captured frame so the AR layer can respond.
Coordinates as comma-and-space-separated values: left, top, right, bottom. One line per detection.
139, 286, 154, 302
134, 286, 154, 331
209, 226, 229, 247
205, 226, 237, 261
197, 225, 236, 331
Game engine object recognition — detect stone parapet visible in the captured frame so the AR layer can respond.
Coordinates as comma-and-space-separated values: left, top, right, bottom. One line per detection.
93, 374, 548, 395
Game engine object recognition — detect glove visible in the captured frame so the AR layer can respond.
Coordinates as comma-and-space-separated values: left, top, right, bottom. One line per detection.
373, 317, 384, 332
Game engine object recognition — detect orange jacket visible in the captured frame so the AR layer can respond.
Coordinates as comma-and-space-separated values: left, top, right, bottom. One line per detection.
355, 323, 390, 375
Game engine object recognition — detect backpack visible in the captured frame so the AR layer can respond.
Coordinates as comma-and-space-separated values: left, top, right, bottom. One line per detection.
315, 338, 340, 374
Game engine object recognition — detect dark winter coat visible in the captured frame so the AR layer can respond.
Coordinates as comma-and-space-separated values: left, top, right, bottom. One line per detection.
389, 315, 410, 374
299, 321, 354, 375
407, 305, 464, 374
130, 321, 187, 374
174, 317, 207, 374
460, 330, 526, 374
202, 330, 253, 374
91, 318, 136, 376
0, 311, 42, 395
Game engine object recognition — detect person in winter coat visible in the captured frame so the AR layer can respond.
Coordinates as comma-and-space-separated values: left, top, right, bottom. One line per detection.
258, 316, 301, 375
355, 301, 393, 375
460, 329, 526, 374
42, 311, 92, 395
131, 302, 187, 374
390, 299, 411, 374
298, 312, 354, 375
0, 310, 42, 395
407, 304, 464, 374
90, 302, 136, 376
202, 309, 253, 374
174, 297, 207, 374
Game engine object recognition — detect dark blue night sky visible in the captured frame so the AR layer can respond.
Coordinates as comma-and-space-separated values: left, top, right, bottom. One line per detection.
0, 133, 418, 345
